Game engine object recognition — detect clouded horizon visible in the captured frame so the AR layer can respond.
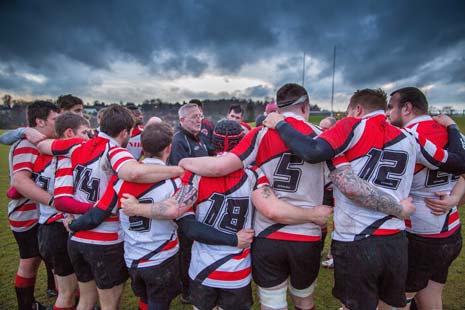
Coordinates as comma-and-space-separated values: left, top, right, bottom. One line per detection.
1, 0, 464, 111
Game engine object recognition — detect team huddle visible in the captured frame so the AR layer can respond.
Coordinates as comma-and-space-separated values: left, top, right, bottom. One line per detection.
4, 84, 465, 310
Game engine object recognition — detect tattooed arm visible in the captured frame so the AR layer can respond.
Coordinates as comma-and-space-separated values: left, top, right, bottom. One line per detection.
330, 165, 415, 219
120, 184, 198, 220
251, 186, 333, 226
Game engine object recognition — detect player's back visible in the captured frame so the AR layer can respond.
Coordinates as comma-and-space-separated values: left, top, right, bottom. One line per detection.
406, 116, 460, 235
232, 112, 326, 241
327, 113, 418, 241
184, 168, 262, 289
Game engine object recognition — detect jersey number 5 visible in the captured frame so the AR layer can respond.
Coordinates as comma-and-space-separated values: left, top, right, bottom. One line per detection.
273, 153, 304, 192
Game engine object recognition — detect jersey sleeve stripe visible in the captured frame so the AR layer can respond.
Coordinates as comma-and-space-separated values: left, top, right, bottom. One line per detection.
13, 162, 34, 171
13, 147, 39, 156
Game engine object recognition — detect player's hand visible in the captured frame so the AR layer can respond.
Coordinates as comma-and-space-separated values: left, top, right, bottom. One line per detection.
63, 215, 75, 232
399, 197, 416, 219
309, 205, 333, 226
433, 114, 456, 127
120, 193, 141, 216
236, 228, 254, 248
425, 192, 456, 216
24, 127, 46, 145
263, 112, 284, 129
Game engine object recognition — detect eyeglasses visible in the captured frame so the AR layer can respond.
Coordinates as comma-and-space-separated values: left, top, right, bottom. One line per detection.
188, 114, 204, 120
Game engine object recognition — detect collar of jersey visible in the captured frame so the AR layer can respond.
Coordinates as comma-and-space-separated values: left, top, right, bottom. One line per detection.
142, 157, 166, 165
97, 131, 122, 146
405, 115, 433, 128
363, 110, 385, 119
282, 111, 307, 122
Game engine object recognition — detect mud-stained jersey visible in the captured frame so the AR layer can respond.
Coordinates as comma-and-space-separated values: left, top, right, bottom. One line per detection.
322, 111, 449, 242
405, 115, 460, 237
183, 166, 268, 289
8, 138, 40, 232
231, 112, 326, 242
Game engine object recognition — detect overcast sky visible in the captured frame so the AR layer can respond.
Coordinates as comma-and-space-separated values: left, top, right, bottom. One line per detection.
1, 0, 464, 111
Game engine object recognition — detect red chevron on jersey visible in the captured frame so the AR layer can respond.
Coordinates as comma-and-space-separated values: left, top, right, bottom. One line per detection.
184, 168, 266, 289
8, 139, 40, 232
230, 112, 326, 241
107, 158, 180, 268
323, 111, 449, 241
405, 115, 461, 236
53, 133, 135, 245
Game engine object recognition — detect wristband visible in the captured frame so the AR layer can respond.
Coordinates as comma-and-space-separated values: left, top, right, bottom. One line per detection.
48, 196, 54, 206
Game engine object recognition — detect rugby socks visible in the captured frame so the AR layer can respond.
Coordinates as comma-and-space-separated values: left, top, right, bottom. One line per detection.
14, 274, 36, 310
138, 299, 148, 310
53, 306, 75, 310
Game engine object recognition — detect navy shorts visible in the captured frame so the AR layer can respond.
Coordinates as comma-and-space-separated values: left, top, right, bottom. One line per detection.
331, 232, 408, 310
128, 254, 181, 305
38, 222, 74, 276
12, 225, 40, 259
406, 228, 462, 292
252, 237, 322, 289
190, 279, 252, 310
68, 239, 128, 289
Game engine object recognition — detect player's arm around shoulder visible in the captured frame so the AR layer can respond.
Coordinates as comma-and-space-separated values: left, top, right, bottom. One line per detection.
251, 185, 332, 225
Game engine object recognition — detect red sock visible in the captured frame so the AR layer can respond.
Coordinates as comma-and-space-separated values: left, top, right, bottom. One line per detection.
53, 306, 75, 310
139, 299, 148, 310
15, 274, 36, 288
15, 274, 36, 310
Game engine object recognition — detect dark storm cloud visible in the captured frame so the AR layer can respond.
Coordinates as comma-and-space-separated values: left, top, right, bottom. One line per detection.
0, 0, 464, 98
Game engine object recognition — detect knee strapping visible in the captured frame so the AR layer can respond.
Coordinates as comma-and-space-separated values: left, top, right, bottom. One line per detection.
258, 284, 288, 309
288, 280, 316, 298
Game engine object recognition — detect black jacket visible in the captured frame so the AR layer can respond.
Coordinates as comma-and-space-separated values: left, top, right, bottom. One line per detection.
168, 125, 208, 165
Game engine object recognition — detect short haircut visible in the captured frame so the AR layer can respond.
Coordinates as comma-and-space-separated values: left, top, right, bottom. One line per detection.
189, 99, 202, 108
348, 88, 387, 112
55, 112, 89, 138
178, 103, 199, 118
276, 83, 309, 109
27, 100, 59, 127
212, 120, 245, 153
390, 87, 428, 114
228, 104, 243, 115
320, 116, 337, 128
141, 122, 173, 158
99, 104, 134, 137
57, 94, 83, 111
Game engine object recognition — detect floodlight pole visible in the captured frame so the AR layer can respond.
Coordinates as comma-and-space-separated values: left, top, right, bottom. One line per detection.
302, 52, 306, 86
331, 46, 336, 117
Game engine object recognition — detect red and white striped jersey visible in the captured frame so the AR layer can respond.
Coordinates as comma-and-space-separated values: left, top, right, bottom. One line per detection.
322, 111, 449, 242
405, 115, 460, 237
231, 112, 327, 242
8, 138, 39, 232
52, 132, 136, 245
94, 158, 181, 268
33, 154, 64, 224
127, 125, 144, 160
184, 167, 268, 289
54, 156, 74, 199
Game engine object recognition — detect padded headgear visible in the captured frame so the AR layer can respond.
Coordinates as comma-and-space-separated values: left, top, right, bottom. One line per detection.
212, 120, 245, 153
